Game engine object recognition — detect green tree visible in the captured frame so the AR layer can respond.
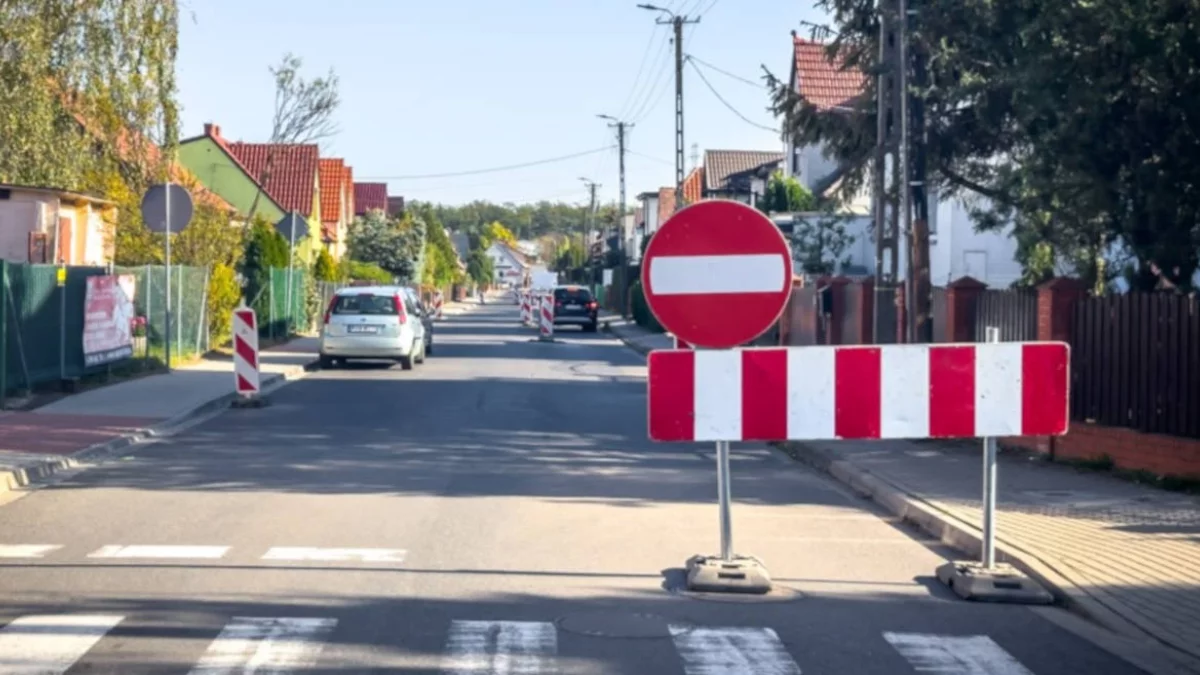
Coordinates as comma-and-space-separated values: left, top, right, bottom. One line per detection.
312, 249, 339, 281
340, 259, 393, 283
466, 249, 494, 287
241, 218, 289, 312
760, 171, 816, 214
347, 211, 426, 282
791, 212, 855, 275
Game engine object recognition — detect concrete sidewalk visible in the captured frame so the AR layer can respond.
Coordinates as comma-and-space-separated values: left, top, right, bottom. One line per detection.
0, 336, 319, 494
600, 313, 1200, 668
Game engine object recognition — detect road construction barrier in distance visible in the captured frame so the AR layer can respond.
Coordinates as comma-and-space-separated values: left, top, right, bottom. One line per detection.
539, 293, 554, 341
520, 291, 532, 325
232, 308, 260, 398
432, 291, 444, 319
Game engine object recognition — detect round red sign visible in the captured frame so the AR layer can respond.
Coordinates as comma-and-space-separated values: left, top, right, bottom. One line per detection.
641, 200, 793, 349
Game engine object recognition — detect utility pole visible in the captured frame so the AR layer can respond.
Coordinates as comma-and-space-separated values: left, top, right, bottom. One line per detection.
908, 0, 932, 342
599, 114, 634, 317
578, 178, 601, 285
873, 0, 902, 343
639, 4, 699, 211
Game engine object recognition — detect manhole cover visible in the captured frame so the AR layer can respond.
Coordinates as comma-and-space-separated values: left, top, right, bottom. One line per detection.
556, 611, 681, 639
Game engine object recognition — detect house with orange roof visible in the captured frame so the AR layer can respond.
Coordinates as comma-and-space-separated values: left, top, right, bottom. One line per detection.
353, 183, 389, 217
178, 123, 288, 227
784, 34, 1021, 286
318, 158, 353, 260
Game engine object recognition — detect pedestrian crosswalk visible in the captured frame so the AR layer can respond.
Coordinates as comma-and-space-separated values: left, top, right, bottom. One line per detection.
0, 612, 1053, 674
0, 544, 407, 564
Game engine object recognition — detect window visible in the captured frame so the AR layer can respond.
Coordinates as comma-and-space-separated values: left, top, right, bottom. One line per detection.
332, 294, 398, 315
554, 287, 593, 303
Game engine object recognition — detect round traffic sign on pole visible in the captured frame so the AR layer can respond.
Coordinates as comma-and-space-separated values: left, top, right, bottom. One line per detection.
641, 200, 793, 349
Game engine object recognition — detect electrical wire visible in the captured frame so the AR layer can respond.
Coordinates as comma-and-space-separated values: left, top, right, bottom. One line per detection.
628, 150, 673, 166
687, 53, 766, 89
687, 57, 779, 133
617, 25, 667, 121
358, 147, 615, 180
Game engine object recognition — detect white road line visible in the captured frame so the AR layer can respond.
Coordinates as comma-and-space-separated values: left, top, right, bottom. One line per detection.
0, 545, 62, 558
669, 625, 801, 675
649, 254, 787, 295
883, 632, 1036, 675
188, 617, 337, 674
86, 545, 230, 559
442, 620, 558, 674
261, 547, 407, 563
0, 614, 124, 674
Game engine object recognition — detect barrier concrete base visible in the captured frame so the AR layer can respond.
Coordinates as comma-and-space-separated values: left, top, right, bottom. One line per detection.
685, 554, 772, 594
231, 394, 268, 409
937, 560, 1054, 604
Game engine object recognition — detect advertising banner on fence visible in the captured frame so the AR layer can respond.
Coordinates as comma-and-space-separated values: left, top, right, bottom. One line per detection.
83, 274, 136, 367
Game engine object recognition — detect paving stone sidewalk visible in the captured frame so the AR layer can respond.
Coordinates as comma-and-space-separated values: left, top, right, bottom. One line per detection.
0, 336, 318, 492
600, 314, 1200, 665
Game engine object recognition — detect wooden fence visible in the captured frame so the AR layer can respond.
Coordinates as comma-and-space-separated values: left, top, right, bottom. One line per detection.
1070, 293, 1200, 439
975, 289, 1039, 342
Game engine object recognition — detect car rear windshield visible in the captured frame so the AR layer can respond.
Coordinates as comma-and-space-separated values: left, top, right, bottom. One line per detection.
554, 288, 593, 302
332, 293, 399, 315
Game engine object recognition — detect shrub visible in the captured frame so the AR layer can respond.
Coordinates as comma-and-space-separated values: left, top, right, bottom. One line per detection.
629, 280, 663, 333
207, 263, 242, 347
340, 259, 393, 283
313, 249, 339, 281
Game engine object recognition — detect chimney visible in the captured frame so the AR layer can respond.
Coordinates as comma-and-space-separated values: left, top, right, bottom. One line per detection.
204, 123, 221, 138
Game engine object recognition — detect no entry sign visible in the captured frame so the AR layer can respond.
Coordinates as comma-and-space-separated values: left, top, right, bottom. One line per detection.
641, 200, 793, 349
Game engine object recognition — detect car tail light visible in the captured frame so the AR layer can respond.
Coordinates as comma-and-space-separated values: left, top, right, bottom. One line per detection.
394, 293, 408, 324
323, 296, 338, 325
587, 301, 598, 310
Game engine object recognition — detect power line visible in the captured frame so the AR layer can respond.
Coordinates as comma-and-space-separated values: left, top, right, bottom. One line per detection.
628, 149, 673, 165
625, 37, 673, 122
686, 58, 778, 133
617, 25, 668, 121
686, 53, 765, 89
359, 147, 615, 180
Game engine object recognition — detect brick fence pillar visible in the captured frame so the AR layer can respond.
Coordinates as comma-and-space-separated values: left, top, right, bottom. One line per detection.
946, 275, 986, 342
1037, 277, 1088, 342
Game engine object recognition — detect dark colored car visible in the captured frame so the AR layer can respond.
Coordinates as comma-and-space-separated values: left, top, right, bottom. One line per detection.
552, 285, 598, 332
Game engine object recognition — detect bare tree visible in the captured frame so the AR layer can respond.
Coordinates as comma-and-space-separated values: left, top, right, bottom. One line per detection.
245, 53, 340, 225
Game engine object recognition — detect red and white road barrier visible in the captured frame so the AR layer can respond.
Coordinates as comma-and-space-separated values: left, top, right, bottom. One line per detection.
520, 292, 532, 325
539, 293, 554, 340
433, 291, 444, 320
232, 308, 260, 398
648, 342, 1070, 442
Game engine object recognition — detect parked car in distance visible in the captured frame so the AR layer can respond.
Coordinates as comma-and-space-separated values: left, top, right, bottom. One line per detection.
319, 286, 428, 370
552, 285, 599, 332
402, 285, 435, 356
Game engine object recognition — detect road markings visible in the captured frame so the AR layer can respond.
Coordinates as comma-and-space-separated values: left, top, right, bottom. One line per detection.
883, 632, 1035, 675
441, 620, 558, 674
669, 625, 801, 675
261, 547, 407, 563
0, 545, 62, 558
87, 545, 230, 559
0, 614, 124, 674
187, 617, 337, 674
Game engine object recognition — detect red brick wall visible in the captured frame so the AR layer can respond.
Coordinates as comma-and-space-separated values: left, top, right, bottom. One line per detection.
1004, 423, 1200, 479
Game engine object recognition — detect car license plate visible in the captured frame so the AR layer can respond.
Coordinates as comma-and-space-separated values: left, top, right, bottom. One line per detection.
566, 303, 581, 308
348, 324, 379, 334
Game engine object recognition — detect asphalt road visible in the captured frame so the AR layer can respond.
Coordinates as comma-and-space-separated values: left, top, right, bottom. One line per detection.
0, 300, 1151, 674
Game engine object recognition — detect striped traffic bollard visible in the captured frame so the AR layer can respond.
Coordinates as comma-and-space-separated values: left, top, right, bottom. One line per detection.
433, 291, 444, 320
231, 307, 265, 407
520, 292, 530, 325
538, 293, 554, 341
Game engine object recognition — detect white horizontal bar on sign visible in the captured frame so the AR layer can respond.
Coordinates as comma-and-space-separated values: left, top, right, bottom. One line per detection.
87, 545, 230, 559
0, 544, 62, 558
649, 254, 786, 295
188, 617, 337, 674
261, 547, 407, 563
883, 632, 1036, 675
0, 615, 125, 675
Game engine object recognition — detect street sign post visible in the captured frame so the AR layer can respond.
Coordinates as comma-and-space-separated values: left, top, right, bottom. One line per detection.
639, 199, 794, 595
641, 199, 792, 349
141, 183, 194, 371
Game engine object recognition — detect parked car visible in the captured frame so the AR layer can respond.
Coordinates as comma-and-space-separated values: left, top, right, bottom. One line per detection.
552, 285, 599, 332
318, 286, 428, 370
403, 286, 435, 356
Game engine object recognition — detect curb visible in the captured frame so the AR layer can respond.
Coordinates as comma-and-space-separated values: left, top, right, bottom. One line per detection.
775, 439, 1200, 663
0, 357, 319, 497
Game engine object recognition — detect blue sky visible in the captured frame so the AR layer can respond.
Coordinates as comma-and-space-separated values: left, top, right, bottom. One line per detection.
176, 0, 827, 207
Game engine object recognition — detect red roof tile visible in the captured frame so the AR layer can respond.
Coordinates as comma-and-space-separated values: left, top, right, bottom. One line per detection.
354, 183, 388, 215
793, 36, 866, 110
342, 165, 354, 220
682, 167, 704, 205
318, 158, 345, 224
226, 142, 319, 216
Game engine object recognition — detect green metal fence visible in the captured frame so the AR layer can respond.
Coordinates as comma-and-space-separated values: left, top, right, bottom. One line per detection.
1, 262, 211, 397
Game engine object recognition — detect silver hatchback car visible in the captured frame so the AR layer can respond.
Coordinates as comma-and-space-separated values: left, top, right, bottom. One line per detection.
319, 286, 428, 370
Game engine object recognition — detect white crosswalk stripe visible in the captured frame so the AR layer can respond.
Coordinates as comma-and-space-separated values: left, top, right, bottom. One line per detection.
187, 617, 337, 674
261, 547, 407, 563
0, 545, 61, 558
884, 632, 1036, 675
441, 620, 558, 674
0, 614, 124, 675
87, 545, 230, 559
669, 625, 802, 675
